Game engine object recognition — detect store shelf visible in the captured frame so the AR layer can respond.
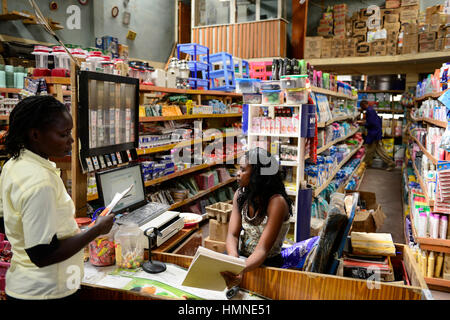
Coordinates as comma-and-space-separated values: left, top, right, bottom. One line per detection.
317, 127, 359, 154
424, 277, 450, 289
415, 89, 448, 102
408, 129, 438, 165
280, 160, 300, 167
339, 155, 366, 193
411, 114, 447, 129
30, 77, 71, 85
306, 51, 450, 74
310, 86, 357, 100
137, 131, 242, 156
86, 152, 244, 202
317, 113, 360, 128
169, 177, 237, 210
139, 85, 242, 97
140, 113, 242, 122
0, 115, 9, 121
359, 90, 405, 94
248, 132, 299, 138
0, 88, 22, 94
415, 237, 450, 254
144, 151, 243, 188
411, 158, 435, 208
375, 109, 405, 114
313, 142, 363, 197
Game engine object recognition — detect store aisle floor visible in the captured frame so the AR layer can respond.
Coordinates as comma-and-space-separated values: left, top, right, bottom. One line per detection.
358, 168, 404, 244
359, 168, 450, 300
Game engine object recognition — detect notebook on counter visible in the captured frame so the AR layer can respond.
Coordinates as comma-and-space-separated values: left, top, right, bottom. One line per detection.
181, 246, 246, 291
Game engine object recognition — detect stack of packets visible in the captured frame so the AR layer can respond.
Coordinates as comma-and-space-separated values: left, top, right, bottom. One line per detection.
434, 161, 450, 214
342, 232, 397, 282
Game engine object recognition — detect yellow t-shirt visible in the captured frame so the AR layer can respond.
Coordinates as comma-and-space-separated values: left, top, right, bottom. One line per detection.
0, 149, 84, 299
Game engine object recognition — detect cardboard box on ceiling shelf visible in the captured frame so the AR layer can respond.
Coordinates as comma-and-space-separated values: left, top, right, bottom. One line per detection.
353, 34, 367, 44
401, 22, 418, 34
401, 0, 420, 7
435, 38, 445, 51
386, 0, 401, 9
333, 3, 348, 13
387, 41, 397, 55
384, 22, 401, 32
321, 37, 333, 58
356, 42, 371, 57
385, 13, 400, 24
419, 32, 437, 43
400, 5, 419, 22
353, 20, 367, 34
419, 41, 436, 53
318, 25, 334, 37
304, 37, 323, 59
370, 39, 387, 56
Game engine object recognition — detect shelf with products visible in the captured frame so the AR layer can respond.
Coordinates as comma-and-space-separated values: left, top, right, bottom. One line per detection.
411, 157, 435, 208
411, 116, 447, 129
317, 113, 360, 128
339, 154, 366, 194
310, 86, 357, 101
408, 129, 439, 166
87, 151, 244, 202
358, 90, 404, 94
313, 141, 363, 198
137, 131, 242, 156
424, 277, 450, 290
139, 113, 242, 122
139, 85, 243, 98
316, 127, 359, 155
415, 89, 448, 103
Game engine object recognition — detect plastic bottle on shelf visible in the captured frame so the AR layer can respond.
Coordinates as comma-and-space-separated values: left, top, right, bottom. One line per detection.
427, 251, 435, 278
439, 215, 448, 239
435, 252, 444, 278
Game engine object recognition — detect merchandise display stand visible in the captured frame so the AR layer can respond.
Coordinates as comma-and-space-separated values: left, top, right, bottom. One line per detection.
407, 88, 450, 291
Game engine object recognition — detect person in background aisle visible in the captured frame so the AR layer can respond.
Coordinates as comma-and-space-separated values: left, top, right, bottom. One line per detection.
221, 148, 292, 288
0, 95, 115, 300
357, 100, 395, 171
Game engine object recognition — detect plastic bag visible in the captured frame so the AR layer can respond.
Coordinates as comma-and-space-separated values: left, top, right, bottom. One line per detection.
281, 236, 320, 269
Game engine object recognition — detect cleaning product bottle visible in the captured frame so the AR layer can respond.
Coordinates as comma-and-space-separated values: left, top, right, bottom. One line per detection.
435, 252, 444, 278
427, 251, 435, 278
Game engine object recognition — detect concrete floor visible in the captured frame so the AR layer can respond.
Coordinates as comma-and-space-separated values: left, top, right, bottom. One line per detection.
359, 168, 450, 300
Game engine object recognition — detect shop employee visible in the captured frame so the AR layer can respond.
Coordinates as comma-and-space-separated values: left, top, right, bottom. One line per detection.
222, 148, 291, 288
0, 95, 114, 300
358, 100, 395, 171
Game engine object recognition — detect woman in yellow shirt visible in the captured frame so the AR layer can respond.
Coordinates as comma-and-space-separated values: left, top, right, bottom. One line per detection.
0, 95, 114, 300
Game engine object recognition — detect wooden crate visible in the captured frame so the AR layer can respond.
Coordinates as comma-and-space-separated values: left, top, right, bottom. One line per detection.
204, 236, 226, 254
205, 202, 232, 223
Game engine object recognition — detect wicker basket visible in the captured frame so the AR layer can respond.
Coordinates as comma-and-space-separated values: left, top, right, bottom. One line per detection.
205, 202, 233, 223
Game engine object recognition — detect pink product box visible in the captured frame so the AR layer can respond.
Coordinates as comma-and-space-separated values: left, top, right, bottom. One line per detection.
196, 172, 215, 190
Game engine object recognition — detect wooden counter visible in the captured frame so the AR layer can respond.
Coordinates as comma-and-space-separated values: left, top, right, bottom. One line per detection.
79, 244, 430, 300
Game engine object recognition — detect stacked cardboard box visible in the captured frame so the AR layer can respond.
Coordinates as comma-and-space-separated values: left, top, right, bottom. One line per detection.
333, 4, 349, 39
308, 1, 450, 59
304, 37, 323, 59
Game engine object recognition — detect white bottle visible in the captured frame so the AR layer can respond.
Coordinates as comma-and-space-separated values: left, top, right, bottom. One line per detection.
440, 215, 448, 239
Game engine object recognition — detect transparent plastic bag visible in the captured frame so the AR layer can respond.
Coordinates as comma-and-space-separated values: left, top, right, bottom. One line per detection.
439, 122, 450, 152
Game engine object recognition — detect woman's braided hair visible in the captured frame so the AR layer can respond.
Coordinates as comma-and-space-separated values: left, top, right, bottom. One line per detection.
5, 95, 68, 159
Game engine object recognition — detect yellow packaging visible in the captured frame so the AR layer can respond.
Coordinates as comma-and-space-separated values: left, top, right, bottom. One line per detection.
427, 252, 435, 278
435, 252, 444, 278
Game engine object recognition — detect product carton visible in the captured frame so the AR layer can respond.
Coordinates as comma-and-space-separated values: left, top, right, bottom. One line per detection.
419, 32, 437, 43
353, 20, 367, 34
443, 254, 450, 280
321, 38, 333, 58
401, 22, 418, 34
419, 41, 436, 53
401, 34, 418, 54
400, 5, 419, 22
333, 4, 348, 13
384, 22, 401, 31
304, 37, 323, 59
401, 0, 419, 6
386, 0, 401, 9
344, 38, 357, 57
118, 44, 129, 60
384, 13, 400, 24
356, 42, 371, 57
318, 25, 334, 37
353, 34, 367, 44
347, 191, 386, 233
95, 36, 119, 58
435, 38, 445, 51
387, 41, 398, 55
370, 39, 387, 56
359, 8, 373, 20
